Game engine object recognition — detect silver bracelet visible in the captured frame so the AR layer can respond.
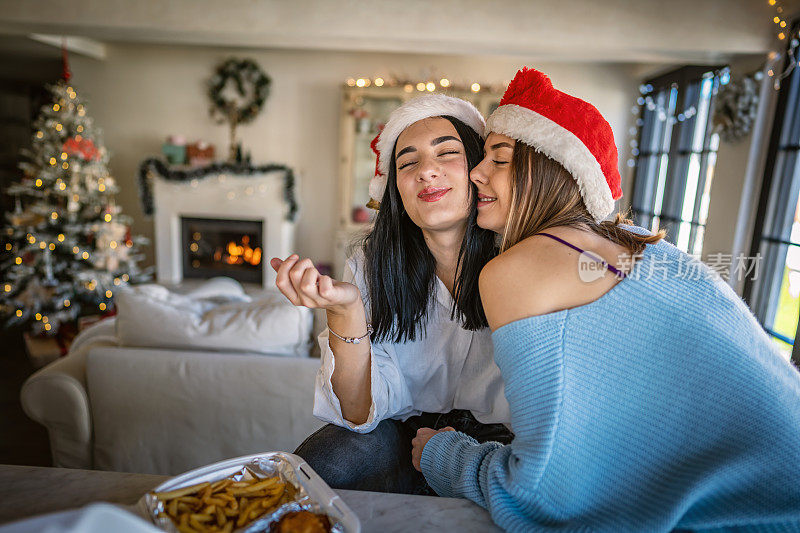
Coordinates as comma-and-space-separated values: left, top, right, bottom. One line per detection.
329, 323, 373, 344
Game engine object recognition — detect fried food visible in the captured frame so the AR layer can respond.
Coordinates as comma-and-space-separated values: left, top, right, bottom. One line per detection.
270, 510, 331, 533
151, 471, 295, 533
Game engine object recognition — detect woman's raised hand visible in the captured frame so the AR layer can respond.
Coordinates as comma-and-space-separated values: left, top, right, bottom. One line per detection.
270, 255, 361, 314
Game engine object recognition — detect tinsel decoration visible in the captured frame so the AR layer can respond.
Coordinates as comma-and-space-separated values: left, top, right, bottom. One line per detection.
208, 58, 271, 161
713, 73, 761, 142
137, 158, 298, 221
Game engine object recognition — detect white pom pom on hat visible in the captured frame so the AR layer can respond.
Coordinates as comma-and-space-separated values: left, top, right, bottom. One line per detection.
367, 94, 485, 208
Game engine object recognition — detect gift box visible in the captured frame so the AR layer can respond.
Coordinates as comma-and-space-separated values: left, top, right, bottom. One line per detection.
161, 143, 186, 165
187, 141, 215, 166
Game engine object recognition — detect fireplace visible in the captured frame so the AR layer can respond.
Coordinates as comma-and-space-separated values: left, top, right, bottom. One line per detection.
152, 167, 294, 288
181, 217, 264, 285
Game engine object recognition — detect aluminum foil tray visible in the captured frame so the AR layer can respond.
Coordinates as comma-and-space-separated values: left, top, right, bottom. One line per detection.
136, 451, 360, 533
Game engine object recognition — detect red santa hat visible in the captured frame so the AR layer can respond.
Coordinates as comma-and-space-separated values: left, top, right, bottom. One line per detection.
486, 67, 622, 222
368, 93, 485, 208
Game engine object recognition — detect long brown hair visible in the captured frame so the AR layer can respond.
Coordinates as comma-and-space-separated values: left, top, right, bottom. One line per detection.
500, 142, 665, 254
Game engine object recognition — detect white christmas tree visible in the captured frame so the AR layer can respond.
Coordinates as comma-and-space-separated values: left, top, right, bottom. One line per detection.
1, 79, 150, 336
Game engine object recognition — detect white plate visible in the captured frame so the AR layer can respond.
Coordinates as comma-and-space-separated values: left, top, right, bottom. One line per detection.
0, 503, 161, 533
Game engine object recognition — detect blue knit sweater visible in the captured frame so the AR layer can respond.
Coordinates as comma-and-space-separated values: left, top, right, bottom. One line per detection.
420, 236, 800, 532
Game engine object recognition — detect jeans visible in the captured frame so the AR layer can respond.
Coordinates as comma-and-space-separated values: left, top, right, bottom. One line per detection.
294, 410, 513, 495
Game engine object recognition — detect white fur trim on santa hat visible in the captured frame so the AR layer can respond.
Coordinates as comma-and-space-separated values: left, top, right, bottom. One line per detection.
486, 104, 615, 222
371, 94, 485, 202
369, 173, 387, 203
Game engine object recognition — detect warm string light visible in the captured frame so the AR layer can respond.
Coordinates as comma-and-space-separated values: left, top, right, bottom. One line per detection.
345, 75, 501, 94
765, 0, 799, 89
179, 173, 271, 202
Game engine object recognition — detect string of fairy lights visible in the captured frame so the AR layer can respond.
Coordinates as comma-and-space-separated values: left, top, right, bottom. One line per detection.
765, 0, 800, 90
344, 75, 505, 95
622, 1, 799, 171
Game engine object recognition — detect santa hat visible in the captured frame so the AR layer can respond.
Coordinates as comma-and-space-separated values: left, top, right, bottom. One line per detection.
368, 94, 485, 208
486, 67, 622, 222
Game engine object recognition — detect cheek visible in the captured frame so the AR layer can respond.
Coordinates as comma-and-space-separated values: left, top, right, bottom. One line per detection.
496, 169, 513, 204
395, 174, 416, 204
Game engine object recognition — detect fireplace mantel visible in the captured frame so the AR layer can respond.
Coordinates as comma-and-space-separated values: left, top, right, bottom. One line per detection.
151, 164, 295, 287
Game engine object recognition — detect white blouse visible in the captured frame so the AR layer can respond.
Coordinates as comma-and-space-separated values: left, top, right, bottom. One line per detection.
313, 251, 510, 433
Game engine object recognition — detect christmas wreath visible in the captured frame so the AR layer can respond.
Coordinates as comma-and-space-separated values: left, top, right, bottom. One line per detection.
208, 58, 271, 125
713, 74, 760, 143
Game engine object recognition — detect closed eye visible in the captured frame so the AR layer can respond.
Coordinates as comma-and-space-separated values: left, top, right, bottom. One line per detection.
439, 150, 461, 156
398, 161, 417, 170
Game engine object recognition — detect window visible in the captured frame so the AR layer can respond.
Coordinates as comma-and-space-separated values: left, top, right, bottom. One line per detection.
744, 24, 800, 363
630, 66, 726, 256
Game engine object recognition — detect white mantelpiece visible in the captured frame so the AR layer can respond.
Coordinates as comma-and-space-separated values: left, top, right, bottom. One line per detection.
153, 171, 294, 287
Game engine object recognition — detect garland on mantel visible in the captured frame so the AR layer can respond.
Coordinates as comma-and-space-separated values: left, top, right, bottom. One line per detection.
137, 158, 298, 221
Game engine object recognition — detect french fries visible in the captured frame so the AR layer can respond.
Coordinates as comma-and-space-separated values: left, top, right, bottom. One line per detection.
151, 470, 296, 533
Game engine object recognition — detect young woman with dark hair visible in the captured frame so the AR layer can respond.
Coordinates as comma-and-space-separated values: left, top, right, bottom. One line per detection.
270, 94, 511, 494
413, 68, 800, 531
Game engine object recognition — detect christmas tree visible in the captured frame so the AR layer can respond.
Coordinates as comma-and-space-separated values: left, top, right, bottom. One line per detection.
0, 77, 150, 337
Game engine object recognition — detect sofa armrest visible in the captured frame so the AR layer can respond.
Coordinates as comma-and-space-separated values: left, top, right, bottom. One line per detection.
19, 317, 119, 469
20, 355, 93, 469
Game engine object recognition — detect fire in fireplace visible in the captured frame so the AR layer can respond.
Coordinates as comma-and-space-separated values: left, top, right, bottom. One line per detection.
181, 216, 264, 285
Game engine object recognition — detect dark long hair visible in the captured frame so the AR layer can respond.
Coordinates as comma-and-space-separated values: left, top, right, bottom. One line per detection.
363, 116, 497, 343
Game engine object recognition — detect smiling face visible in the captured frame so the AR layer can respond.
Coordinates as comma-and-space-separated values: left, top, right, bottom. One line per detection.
394, 117, 472, 233
469, 132, 516, 234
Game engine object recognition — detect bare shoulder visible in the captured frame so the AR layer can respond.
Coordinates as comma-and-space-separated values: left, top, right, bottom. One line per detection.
479, 234, 580, 330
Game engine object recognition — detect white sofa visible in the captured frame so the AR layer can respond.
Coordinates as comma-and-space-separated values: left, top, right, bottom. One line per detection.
20, 316, 325, 476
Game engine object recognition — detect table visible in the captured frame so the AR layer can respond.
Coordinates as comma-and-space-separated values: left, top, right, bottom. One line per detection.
0, 465, 500, 532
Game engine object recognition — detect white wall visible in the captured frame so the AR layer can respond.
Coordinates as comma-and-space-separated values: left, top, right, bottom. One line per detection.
70, 43, 638, 270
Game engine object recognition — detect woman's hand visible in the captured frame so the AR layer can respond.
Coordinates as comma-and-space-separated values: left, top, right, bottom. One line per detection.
270, 255, 361, 315
411, 427, 455, 472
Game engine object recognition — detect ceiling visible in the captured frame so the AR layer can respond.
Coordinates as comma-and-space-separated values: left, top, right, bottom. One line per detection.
0, 0, 797, 64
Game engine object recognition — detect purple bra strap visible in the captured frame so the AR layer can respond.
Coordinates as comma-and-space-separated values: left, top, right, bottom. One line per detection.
534, 232, 627, 279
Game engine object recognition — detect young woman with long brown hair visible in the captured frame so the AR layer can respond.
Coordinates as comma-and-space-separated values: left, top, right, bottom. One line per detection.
412, 68, 800, 532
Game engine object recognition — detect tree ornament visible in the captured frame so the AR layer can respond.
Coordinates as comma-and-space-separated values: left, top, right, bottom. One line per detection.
9, 211, 45, 227
62, 136, 100, 161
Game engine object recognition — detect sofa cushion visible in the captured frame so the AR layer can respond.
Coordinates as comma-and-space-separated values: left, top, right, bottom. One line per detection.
114, 281, 312, 356
87, 347, 323, 475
